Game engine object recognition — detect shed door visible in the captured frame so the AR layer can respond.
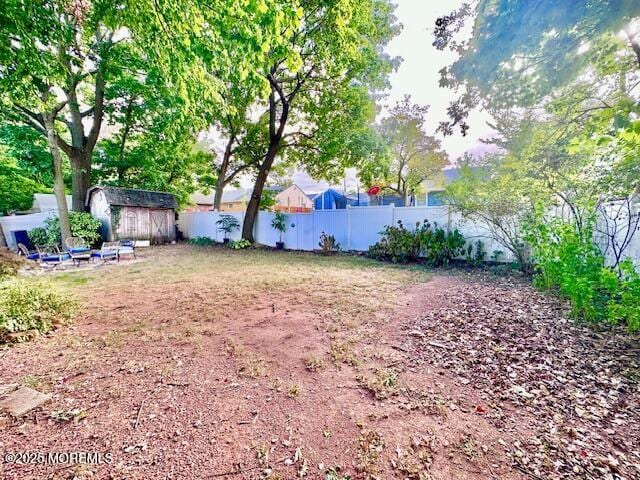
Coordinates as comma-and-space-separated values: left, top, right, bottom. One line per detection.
150, 209, 168, 244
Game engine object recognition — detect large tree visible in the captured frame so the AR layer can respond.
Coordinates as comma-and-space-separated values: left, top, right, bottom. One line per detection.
362, 96, 447, 205
0, 0, 301, 240
433, 0, 640, 135
237, 0, 399, 242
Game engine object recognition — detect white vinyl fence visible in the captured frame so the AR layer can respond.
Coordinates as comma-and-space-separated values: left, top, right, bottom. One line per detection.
179, 205, 516, 261
0, 212, 56, 249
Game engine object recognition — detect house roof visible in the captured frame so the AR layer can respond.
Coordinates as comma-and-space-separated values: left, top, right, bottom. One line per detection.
87, 186, 177, 209
190, 191, 215, 205
221, 188, 251, 203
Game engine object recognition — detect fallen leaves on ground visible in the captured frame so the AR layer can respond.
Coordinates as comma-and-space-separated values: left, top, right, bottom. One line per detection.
406, 273, 640, 480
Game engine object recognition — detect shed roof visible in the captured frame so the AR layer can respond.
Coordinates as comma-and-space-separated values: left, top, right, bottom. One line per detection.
87, 186, 177, 209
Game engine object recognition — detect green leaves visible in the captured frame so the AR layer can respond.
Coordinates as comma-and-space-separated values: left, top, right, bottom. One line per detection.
0, 145, 46, 215
365, 95, 447, 200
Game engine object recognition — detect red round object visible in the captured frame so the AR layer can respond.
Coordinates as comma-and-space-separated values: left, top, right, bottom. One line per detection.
367, 185, 381, 195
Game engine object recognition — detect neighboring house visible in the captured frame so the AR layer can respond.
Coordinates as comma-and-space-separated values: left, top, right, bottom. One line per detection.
86, 186, 177, 244
367, 193, 406, 207
346, 192, 370, 207
187, 187, 285, 213
185, 192, 216, 212
184, 189, 250, 212
275, 185, 314, 213
422, 168, 462, 206
219, 189, 252, 212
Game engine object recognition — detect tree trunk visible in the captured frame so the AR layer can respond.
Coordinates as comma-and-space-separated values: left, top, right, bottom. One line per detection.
242, 144, 279, 241
0, 226, 7, 249
43, 113, 72, 242
213, 134, 236, 210
213, 159, 229, 211
69, 153, 91, 211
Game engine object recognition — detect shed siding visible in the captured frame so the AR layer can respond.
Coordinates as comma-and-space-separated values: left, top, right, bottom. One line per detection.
112, 206, 152, 241
89, 191, 113, 240
87, 187, 176, 244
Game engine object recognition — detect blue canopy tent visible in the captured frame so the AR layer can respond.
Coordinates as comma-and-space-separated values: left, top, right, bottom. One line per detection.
313, 189, 350, 210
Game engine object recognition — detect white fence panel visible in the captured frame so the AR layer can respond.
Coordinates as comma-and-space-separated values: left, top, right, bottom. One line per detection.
280, 213, 303, 250
178, 204, 638, 267
394, 206, 450, 230
313, 210, 348, 249
293, 214, 315, 251
348, 206, 393, 251
186, 211, 245, 242
255, 212, 277, 247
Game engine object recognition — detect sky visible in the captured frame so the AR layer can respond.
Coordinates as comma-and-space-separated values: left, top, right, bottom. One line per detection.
289, 0, 495, 193
383, 0, 495, 159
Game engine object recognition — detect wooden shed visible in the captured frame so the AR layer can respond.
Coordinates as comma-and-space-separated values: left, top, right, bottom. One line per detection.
86, 186, 177, 244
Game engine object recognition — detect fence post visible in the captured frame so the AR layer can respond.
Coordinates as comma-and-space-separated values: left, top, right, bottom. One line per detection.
347, 205, 351, 250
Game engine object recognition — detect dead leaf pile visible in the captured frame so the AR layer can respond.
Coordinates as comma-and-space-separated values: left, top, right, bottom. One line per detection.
406, 274, 640, 479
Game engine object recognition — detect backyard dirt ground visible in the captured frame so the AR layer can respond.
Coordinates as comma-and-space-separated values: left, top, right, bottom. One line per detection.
0, 244, 638, 480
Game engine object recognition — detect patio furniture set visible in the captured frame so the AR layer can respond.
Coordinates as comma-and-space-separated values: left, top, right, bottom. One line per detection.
17, 238, 136, 267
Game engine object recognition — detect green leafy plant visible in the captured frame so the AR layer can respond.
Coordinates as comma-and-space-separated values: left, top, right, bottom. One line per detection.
216, 215, 240, 241
0, 278, 76, 342
367, 220, 466, 265
490, 250, 505, 262
27, 226, 49, 246
189, 237, 215, 246
424, 226, 466, 266
228, 239, 252, 250
319, 232, 341, 255
271, 212, 288, 246
526, 217, 640, 332
367, 220, 432, 263
465, 240, 487, 267
28, 212, 102, 247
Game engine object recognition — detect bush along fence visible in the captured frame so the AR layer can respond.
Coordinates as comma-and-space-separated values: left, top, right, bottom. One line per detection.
179, 205, 516, 262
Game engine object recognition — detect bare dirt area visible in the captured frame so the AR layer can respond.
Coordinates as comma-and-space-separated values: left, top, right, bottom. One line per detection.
0, 245, 637, 480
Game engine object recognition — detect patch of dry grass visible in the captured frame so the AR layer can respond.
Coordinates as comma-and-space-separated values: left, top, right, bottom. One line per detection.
357, 368, 399, 399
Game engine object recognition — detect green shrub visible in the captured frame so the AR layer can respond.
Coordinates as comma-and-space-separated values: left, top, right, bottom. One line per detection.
189, 236, 215, 246
27, 226, 49, 246
367, 220, 465, 265
228, 239, 252, 249
425, 226, 466, 266
605, 260, 640, 332
28, 212, 102, 246
526, 218, 640, 332
367, 220, 430, 263
0, 278, 76, 342
465, 240, 487, 267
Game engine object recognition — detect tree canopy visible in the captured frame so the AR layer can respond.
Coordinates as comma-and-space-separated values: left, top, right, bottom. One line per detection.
433, 0, 640, 135
361, 96, 447, 204
237, 0, 400, 241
